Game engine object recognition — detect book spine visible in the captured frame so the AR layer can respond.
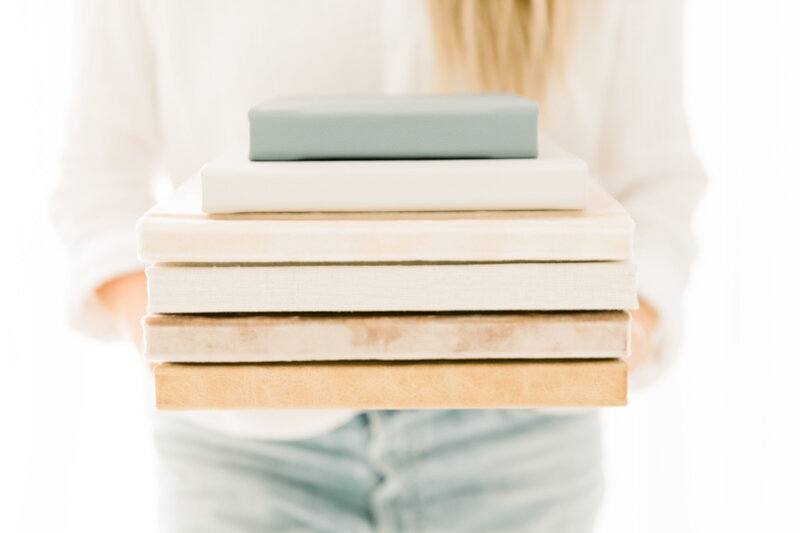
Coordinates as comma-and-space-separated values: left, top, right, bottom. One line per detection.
200, 159, 584, 213
154, 360, 627, 410
248, 106, 538, 161
143, 311, 631, 362
137, 218, 632, 263
145, 263, 639, 314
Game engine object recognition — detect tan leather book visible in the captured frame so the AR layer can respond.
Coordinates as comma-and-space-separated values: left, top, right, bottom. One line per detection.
154, 359, 627, 410
144, 311, 631, 363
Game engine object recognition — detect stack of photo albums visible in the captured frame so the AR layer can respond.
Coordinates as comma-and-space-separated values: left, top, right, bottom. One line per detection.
137, 94, 636, 410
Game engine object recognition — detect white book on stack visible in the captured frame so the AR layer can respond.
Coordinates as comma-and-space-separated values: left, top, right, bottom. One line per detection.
200, 139, 588, 213
146, 262, 638, 314
137, 179, 632, 264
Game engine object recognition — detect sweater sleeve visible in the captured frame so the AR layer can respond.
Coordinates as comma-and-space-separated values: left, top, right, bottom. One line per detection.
49, 0, 160, 339
595, 0, 707, 387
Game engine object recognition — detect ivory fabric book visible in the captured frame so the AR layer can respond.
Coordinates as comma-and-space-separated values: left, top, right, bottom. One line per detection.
137, 178, 631, 263
201, 139, 586, 213
249, 93, 538, 161
143, 311, 631, 362
145, 262, 638, 314
154, 359, 627, 410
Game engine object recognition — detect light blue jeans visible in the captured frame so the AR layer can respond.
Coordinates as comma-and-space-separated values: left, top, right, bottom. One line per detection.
153, 410, 603, 533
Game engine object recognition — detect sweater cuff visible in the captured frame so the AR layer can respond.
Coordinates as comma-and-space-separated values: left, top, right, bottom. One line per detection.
66, 224, 145, 340
629, 244, 686, 389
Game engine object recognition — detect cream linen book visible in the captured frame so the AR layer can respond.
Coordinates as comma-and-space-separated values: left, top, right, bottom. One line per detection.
201, 139, 586, 213
154, 359, 628, 410
146, 262, 637, 314
137, 178, 633, 263
144, 311, 631, 362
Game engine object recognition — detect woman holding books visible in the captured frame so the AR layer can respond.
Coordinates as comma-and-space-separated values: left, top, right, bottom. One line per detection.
51, 1, 705, 531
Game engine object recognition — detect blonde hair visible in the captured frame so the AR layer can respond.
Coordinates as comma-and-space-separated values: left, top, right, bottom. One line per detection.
427, 0, 578, 102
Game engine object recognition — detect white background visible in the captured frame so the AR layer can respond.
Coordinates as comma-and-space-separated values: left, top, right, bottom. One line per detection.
1, 1, 798, 531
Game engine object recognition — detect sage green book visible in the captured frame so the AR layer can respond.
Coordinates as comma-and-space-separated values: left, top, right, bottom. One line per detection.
248, 93, 538, 160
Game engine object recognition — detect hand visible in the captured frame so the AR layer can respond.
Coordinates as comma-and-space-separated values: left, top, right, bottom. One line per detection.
96, 271, 148, 353
627, 298, 658, 374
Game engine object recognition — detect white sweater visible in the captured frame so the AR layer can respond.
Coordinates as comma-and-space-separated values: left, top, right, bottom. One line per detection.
51, 0, 706, 440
